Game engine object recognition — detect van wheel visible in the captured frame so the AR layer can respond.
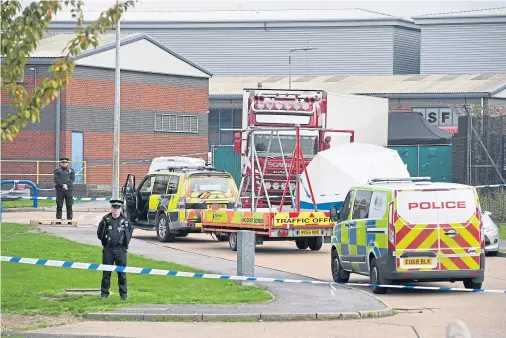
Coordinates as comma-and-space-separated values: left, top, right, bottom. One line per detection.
296, 239, 309, 250
157, 216, 176, 243
216, 233, 229, 241
331, 249, 350, 283
463, 279, 482, 290
308, 237, 323, 251
229, 232, 238, 251
370, 258, 388, 294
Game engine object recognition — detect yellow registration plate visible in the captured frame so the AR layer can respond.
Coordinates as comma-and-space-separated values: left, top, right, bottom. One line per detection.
402, 258, 434, 267
300, 229, 321, 236
207, 204, 227, 210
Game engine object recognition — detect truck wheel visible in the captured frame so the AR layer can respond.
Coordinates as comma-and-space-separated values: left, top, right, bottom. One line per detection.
370, 258, 388, 294
228, 232, 238, 251
331, 249, 350, 283
463, 279, 482, 290
308, 237, 323, 251
157, 215, 176, 243
296, 239, 309, 250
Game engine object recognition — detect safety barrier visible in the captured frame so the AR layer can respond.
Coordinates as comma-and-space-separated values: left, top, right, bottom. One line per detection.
2, 255, 505, 294
0, 180, 39, 222
0, 160, 87, 184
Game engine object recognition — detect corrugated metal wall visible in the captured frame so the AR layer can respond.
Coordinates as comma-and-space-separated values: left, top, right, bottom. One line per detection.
420, 23, 506, 74
393, 27, 421, 74
49, 24, 422, 76
121, 26, 399, 75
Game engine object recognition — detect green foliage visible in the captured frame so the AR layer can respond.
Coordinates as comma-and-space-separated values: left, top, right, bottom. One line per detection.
1, 0, 137, 142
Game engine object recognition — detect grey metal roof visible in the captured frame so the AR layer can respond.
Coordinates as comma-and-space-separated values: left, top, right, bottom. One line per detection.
209, 74, 506, 97
51, 8, 416, 26
30, 33, 140, 58
29, 33, 212, 76
414, 6, 506, 24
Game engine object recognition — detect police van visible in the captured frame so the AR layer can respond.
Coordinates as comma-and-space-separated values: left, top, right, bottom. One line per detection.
121, 158, 239, 242
329, 177, 485, 294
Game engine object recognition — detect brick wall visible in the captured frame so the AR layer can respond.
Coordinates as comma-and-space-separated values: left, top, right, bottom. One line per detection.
2, 63, 210, 187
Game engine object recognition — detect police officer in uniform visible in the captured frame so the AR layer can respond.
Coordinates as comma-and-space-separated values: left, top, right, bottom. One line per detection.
97, 199, 132, 300
53, 158, 75, 220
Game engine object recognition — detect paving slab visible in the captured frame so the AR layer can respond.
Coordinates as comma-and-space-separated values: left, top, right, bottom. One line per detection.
21, 320, 418, 338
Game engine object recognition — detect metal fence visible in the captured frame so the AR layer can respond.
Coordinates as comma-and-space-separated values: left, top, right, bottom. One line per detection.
450, 103, 506, 222
476, 186, 506, 222
0, 160, 87, 184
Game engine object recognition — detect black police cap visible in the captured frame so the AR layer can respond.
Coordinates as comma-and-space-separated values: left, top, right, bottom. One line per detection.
110, 199, 124, 207
60, 157, 69, 162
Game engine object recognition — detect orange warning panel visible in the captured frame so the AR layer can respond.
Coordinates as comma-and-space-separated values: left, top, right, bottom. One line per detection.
272, 211, 334, 228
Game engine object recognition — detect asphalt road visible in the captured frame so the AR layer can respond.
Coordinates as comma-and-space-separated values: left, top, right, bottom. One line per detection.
4, 211, 506, 337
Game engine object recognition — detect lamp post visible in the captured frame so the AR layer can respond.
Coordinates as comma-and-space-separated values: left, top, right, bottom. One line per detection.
288, 47, 317, 89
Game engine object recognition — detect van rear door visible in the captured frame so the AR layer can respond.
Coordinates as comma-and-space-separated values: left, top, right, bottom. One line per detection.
393, 187, 481, 272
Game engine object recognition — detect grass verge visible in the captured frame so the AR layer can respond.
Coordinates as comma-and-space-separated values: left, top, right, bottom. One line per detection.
498, 224, 506, 240
1, 200, 88, 209
1, 223, 272, 315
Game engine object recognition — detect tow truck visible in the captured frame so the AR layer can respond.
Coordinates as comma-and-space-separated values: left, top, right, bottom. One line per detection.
201, 88, 356, 251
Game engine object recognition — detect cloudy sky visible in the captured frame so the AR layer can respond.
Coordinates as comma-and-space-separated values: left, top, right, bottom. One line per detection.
22, 0, 506, 20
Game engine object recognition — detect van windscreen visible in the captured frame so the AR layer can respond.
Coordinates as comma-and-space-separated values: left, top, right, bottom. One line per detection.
396, 188, 476, 225
189, 176, 232, 193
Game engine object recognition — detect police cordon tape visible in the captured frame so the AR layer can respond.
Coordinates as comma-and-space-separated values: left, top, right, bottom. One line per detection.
13, 196, 112, 201
475, 184, 506, 189
2, 255, 506, 294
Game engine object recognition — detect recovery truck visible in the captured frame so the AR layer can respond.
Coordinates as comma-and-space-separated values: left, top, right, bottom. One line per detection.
201, 88, 359, 251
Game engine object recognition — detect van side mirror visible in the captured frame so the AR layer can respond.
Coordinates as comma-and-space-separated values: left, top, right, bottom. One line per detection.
233, 132, 241, 155
330, 206, 340, 222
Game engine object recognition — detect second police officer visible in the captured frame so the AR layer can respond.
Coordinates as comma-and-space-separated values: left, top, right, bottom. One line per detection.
97, 199, 132, 300
53, 157, 75, 220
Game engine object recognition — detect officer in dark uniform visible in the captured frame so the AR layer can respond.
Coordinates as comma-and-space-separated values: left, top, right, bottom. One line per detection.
97, 199, 132, 300
53, 158, 75, 220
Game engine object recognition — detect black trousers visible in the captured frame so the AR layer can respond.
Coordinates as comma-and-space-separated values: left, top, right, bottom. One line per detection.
101, 246, 128, 296
56, 187, 73, 220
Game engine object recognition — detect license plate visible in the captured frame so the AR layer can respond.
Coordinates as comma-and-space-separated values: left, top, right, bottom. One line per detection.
401, 257, 435, 268
300, 229, 321, 236
207, 204, 227, 210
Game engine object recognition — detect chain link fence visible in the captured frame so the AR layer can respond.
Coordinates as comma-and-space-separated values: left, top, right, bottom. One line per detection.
450, 103, 506, 222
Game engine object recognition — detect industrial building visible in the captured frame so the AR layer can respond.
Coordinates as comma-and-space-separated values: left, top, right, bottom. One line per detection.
1, 33, 211, 186
414, 7, 506, 74
208, 74, 506, 148
48, 8, 421, 76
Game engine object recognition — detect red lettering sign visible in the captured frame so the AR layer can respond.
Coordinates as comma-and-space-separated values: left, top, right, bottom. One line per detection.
408, 201, 466, 210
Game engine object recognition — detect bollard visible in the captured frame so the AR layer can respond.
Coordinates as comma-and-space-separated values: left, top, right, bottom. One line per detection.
237, 230, 255, 284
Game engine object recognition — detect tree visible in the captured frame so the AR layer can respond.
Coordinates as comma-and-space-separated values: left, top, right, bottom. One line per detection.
1, 0, 137, 143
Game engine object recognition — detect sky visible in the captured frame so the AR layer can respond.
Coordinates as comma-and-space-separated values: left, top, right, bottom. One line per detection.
21, 0, 506, 20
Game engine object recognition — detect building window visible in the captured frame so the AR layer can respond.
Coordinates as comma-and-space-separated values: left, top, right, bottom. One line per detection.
208, 108, 243, 150
155, 114, 198, 133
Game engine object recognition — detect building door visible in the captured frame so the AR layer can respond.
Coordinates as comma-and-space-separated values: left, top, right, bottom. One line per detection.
71, 132, 84, 183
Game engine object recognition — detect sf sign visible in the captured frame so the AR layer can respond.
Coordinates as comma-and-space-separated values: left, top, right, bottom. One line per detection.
412, 108, 458, 127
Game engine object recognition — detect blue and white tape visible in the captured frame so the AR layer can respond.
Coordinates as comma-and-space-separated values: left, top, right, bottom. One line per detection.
475, 184, 506, 189
2, 255, 505, 294
13, 196, 112, 201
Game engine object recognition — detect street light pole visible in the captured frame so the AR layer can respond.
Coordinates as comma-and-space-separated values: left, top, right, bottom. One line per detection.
112, 0, 121, 199
288, 47, 317, 89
